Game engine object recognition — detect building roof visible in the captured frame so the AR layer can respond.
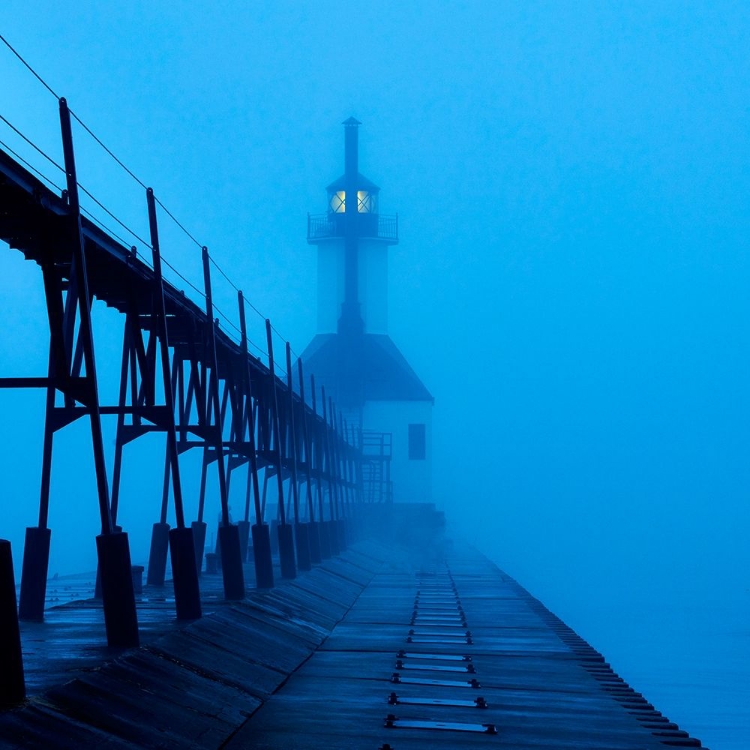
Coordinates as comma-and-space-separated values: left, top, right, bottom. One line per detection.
326, 172, 380, 193
298, 333, 434, 408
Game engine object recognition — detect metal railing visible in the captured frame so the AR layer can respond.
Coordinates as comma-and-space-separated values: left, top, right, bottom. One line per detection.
361, 431, 393, 503
307, 213, 398, 243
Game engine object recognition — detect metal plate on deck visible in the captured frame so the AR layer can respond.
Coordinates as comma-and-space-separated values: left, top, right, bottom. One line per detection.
397, 651, 471, 661
413, 610, 466, 623
396, 661, 474, 673
407, 637, 473, 645
409, 620, 467, 631
388, 693, 489, 709
384, 715, 497, 734
391, 673, 481, 688
413, 613, 465, 620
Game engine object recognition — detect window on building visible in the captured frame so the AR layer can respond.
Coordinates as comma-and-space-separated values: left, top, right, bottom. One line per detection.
408, 423, 426, 460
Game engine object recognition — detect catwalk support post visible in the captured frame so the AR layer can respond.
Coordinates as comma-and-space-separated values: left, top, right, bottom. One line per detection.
238, 292, 274, 588
60, 97, 138, 648
298, 360, 321, 564
147, 187, 201, 619
202, 247, 244, 600
286, 343, 311, 571
0, 540, 25, 706
266, 321, 296, 579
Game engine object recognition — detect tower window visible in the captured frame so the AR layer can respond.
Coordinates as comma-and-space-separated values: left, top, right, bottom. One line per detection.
357, 190, 376, 213
408, 423, 426, 460
330, 190, 346, 213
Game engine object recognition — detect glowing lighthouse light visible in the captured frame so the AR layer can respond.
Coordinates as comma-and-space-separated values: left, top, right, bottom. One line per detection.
330, 190, 345, 213
357, 190, 376, 213
328, 189, 377, 213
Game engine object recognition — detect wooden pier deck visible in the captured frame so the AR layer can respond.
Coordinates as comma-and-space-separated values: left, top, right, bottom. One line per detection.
230, 542, 703, 749
0, 539, 704, 749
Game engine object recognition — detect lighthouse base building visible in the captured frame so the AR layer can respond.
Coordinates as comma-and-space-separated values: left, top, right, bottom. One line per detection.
300, 119, 433, 505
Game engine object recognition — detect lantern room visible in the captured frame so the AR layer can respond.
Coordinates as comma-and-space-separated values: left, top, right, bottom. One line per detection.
327, 174, 380, 214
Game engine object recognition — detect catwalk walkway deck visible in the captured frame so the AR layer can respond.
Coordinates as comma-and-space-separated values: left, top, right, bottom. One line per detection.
0, 540, 704, 749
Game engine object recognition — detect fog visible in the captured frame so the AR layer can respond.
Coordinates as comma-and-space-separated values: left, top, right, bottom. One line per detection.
1, 3, 748, 746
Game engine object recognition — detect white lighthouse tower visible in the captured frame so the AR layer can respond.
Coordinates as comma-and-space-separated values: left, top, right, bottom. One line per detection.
300, 118, 433, 504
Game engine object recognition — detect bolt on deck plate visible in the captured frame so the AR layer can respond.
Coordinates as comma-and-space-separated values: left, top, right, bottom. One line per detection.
384, 715, 497, 734
388, 693, 489, 709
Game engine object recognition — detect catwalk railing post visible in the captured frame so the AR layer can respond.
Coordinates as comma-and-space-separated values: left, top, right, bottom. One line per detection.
202, 247, 244, 600
338, 410, 351, 545
329, 399, 347, 551
311, 375, 331, 558
233, 298, 249, 564
147, 188, 201, 619
266, 321, 296, 579
341, 414, 356, 543
59, 97, 139, 648
298, 360, 321, 563
321, 388, 340, 556
286, 343, 311, 571
239, 293, 273, 588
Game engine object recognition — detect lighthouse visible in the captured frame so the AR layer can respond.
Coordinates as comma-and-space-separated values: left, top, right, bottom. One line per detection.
300, 118, 433, 504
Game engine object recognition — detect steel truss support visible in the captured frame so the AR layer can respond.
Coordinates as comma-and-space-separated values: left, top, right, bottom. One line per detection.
238, 293, 274, 588
17, 98, 140, 647
145, 187, 201, 619
297, 360, 322, 563
266, 321, 296, 580
285, 344, 311, 571
202, 247, 244, 600
320, 388, 340, 557
309, 375, 332, 559
0, 539, 24, 706
0, 105, 373, 692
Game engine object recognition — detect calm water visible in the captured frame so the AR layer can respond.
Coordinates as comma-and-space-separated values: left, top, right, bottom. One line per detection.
488, 555, 750, 750
575, 593, 750, 750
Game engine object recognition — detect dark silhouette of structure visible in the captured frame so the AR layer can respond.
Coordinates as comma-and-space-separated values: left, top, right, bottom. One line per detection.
0, 99, 362, 701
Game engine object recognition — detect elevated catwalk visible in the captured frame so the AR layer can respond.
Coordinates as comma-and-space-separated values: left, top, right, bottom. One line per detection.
0, 533, 703, 749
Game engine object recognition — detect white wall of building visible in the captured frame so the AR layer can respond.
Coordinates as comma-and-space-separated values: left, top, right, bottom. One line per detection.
316, 238, 391, 333
316, 240, 343, 332
359, 240, 389, 334
363, 399, 433, 504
